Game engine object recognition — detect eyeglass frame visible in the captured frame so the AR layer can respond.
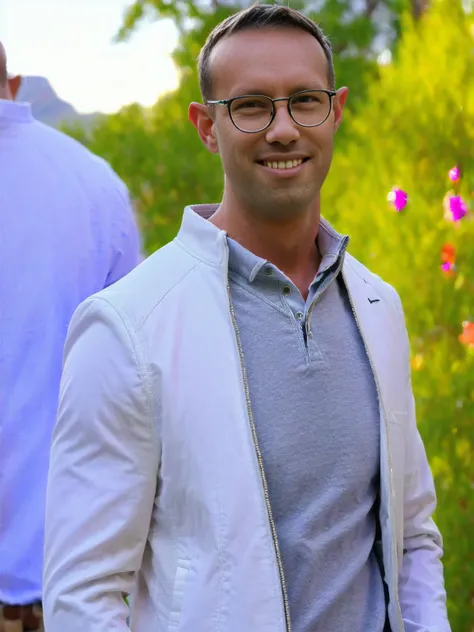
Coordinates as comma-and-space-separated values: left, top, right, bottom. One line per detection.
206, 89, 338, 134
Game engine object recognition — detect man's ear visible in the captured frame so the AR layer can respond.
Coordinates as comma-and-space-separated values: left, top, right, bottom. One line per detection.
189, 102, 219, 154
8, 75, 21, 100
333, 87, 349, 133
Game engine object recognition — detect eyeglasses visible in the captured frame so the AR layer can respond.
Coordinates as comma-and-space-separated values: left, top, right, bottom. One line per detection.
206, 89, 337, 134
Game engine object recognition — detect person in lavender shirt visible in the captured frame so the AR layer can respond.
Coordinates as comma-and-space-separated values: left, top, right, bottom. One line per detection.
0, 42, 141, 632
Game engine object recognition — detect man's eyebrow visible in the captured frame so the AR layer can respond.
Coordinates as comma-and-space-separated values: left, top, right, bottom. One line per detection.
228, 88, 269, 96
293, 83, 328, 92
229, 84, 327, 97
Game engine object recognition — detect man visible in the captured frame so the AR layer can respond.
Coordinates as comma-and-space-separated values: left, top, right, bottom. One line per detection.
43, 5, 450, 632
0, 42, 141, 632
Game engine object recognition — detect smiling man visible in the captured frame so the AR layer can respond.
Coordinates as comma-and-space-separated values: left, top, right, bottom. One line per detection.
43, 5, 450, 632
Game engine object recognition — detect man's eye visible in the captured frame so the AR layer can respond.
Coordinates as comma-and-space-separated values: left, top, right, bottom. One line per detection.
234, 99, 268, 110
293, 95, 322, 104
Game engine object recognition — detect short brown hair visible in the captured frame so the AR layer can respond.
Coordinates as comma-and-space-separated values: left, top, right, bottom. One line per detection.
197, 3, 335, 101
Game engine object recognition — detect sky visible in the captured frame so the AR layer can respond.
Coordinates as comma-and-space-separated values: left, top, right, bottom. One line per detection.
0, 0, 180, 113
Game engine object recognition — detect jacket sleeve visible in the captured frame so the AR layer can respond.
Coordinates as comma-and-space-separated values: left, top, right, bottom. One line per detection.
43, 296, 160, 632
394, 293, 451, 632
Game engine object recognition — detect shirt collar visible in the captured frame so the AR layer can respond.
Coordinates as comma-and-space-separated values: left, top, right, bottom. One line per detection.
227, 237, 267, 282
227, 216, 349, 284
0, 100, 33, 124
317, 217, 350, 275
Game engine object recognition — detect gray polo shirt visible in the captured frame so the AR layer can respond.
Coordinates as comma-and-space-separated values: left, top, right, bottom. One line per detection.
227, 220, 386, 632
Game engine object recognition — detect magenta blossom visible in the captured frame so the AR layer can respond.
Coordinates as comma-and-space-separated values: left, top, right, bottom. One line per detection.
446, 195, 467, 222
387, 187, 408, 212
441, 262, 455, 273
449, 166, 461, 183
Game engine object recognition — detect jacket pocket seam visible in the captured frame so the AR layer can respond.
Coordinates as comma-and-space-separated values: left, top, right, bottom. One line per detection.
168, 558, 191, 629
387, 408, 408, 425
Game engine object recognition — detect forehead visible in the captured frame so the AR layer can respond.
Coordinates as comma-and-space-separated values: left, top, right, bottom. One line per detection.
209, 26, 329, 98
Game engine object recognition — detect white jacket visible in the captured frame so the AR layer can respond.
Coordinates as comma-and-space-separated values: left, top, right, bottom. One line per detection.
43, 206, 450, 632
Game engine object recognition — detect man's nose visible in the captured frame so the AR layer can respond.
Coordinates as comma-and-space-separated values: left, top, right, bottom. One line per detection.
264, 102, 300, 145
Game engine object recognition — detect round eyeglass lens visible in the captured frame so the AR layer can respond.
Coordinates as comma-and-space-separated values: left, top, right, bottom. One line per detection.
289, 90, 331, 127
230, 96, 274, 132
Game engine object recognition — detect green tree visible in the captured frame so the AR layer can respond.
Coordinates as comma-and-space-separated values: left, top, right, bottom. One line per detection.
66, 85, 223, 250
116, 0, 418, 107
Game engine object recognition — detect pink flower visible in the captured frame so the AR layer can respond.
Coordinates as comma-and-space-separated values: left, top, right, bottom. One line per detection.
441, 261, 455, 274
387, 187, 408, 212
447, 195, 467, 222
449, 166, 461, 183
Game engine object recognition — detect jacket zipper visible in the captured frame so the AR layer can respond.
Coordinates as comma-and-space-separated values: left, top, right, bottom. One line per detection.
227, 281, 292, 632
342, 270, 404, 632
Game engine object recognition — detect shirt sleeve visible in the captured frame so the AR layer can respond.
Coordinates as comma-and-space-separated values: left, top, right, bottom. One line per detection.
104, 175, 144, 287
43, 296, 160, 632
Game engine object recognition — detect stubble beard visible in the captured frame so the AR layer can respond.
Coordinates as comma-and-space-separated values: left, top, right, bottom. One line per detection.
240, 178, 318, 223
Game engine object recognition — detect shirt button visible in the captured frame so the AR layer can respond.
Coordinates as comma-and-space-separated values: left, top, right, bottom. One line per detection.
295, 311, 304, 320
264, 266, 272, 276
282, 285, 291, 296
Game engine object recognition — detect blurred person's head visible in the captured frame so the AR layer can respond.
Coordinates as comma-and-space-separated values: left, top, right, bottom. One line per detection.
0, 41, 8, 97
0, 41, 21, 100
189, 4, 348, 223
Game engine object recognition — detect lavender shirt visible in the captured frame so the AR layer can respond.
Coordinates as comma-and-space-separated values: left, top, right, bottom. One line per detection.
0, 100, 141, 604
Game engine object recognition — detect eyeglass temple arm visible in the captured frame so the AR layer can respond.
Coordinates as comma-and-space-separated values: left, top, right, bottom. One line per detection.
205, 99, 229, 105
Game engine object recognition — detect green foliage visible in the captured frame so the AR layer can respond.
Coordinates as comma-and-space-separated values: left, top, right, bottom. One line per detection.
322, 1, 474, 625
64, 0, 473, 626
65, 88, 222, 250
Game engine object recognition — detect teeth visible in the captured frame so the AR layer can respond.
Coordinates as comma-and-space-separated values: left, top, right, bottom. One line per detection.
263, 159, 304, 170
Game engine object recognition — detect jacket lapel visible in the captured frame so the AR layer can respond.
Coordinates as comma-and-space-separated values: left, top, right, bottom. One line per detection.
342, 259, 406, 412
341, 259, 384, 384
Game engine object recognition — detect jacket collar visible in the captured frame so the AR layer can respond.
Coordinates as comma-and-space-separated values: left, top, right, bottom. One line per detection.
175, 205, 227, 267
176, 204, 349, 271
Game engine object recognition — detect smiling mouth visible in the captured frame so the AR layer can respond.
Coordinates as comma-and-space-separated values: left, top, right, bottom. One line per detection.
258, 157, 309, 170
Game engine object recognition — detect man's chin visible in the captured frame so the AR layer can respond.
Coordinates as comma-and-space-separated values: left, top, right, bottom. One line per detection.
246, 189, 316, 221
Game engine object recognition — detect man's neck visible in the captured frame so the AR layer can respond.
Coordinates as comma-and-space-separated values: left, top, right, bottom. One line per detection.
210, 197, 322, 298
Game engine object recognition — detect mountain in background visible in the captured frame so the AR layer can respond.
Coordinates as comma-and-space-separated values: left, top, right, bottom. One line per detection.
17, 76, 103, 129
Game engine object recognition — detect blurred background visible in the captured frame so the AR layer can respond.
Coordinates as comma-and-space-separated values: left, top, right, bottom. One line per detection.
2, 0, 473, 628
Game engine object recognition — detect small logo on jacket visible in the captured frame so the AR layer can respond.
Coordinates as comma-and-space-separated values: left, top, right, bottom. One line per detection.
368, 297, 380, 304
